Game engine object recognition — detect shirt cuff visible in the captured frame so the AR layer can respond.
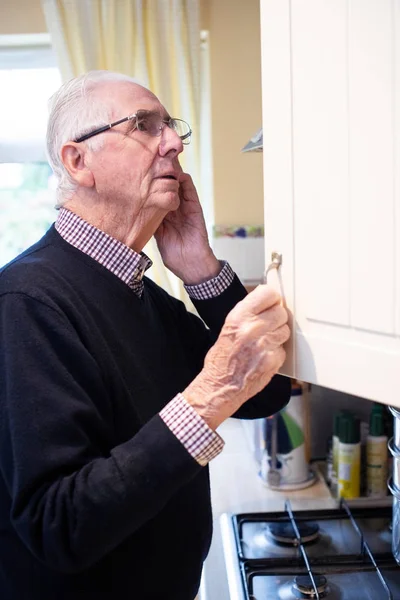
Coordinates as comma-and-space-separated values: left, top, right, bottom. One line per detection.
184, 261, 235, 301
159, 393, 224, 466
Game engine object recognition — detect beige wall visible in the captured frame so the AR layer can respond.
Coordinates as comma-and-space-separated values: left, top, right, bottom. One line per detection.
0, 0, 47, 34
0, 0, 264, 226
208, 0, 263, 226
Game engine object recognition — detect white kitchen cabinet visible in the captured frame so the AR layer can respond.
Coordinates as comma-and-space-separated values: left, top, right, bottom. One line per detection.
260, 0, 400, 406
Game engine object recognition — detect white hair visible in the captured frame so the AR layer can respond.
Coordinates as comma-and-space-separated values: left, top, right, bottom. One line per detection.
46, 70, 140, 207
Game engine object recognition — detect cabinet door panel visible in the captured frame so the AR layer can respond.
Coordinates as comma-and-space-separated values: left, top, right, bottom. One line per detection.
291, 0, 350, 327
349, 0, 396, 334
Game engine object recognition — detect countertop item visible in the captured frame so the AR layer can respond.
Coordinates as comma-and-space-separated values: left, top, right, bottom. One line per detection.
201, 419, 334, 600
338, 413, 361, 499
366, 404, 388, 498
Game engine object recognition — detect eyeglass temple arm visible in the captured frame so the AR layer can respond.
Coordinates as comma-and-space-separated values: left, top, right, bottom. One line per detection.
76, 125, 112, 142
75, 115, 136, 143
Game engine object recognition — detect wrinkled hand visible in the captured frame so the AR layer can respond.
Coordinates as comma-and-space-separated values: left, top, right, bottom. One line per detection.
154, 171, 220, 284
184, 285, 290, 429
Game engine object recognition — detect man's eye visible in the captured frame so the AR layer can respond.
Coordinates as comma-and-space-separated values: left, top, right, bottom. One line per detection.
137, 114, 162, 135
137, 116, 151, 131
136, 117, 150, 132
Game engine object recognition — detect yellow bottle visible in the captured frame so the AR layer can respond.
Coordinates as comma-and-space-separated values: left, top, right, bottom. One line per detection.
332, 411, 346, 498
338, 413, 360, 499
366, 404, 388, 498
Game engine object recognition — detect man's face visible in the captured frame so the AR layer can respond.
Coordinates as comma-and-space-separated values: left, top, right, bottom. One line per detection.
86, 83, 184, 219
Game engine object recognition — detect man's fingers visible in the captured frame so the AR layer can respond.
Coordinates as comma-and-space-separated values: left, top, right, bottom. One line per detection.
178, 172, 192, 189
272, 345, 287, 370
178, 173, 199, 203
258, 303, 289, 331
264, 323, 291, 348
233, 284, 282, 317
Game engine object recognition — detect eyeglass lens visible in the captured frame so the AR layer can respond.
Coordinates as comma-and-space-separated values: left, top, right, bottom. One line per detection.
135, 110, 191, 144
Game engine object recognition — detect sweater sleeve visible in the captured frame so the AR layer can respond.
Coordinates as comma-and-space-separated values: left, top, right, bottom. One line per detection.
188, 273, 292, 418
0, 292, 202, 573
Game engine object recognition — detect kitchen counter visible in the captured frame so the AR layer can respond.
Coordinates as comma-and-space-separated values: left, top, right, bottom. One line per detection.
200, 418, 336, 600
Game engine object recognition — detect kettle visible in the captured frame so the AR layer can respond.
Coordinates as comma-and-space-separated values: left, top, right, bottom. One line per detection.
260, 381, 316, 490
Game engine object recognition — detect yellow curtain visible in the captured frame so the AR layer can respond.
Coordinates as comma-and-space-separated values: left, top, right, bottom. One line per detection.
41, 0, 201, 306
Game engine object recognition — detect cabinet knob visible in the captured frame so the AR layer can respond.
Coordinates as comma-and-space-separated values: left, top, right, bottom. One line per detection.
263, 252, 282, 284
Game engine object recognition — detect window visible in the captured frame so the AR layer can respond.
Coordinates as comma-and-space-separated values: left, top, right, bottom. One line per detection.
0, 35, 61, 267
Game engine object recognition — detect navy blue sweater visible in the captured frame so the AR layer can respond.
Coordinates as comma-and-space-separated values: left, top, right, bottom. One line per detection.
0, 226, 290, 599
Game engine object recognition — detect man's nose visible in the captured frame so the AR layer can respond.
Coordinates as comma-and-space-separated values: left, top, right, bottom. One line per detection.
158, 125, 184, 157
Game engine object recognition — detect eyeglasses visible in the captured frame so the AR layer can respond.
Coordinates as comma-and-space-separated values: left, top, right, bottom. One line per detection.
74, 109, 192, 145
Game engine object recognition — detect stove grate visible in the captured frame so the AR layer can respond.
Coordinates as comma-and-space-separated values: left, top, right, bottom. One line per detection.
284, 500, 322, 599
280, 498, 394, 600
338, 498, 393, 599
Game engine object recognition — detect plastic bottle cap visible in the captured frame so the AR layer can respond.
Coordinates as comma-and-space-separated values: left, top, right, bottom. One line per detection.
369, 404, 385, 437
339, 413, 360, 444
333, 410, 346, 437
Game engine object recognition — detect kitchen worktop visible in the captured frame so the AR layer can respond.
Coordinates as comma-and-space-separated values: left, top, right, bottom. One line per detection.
200, 418, 336, 600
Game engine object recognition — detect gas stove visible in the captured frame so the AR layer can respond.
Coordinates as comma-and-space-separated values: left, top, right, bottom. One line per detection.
220, 500, 400, 599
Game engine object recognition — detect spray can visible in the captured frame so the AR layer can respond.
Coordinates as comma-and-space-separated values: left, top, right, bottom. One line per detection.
331, 411, 345, 498
366, 404, 388, 498
338, 413, 361, 499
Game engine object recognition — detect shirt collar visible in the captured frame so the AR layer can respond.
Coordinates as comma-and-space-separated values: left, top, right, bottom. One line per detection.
55, 207, 152, 291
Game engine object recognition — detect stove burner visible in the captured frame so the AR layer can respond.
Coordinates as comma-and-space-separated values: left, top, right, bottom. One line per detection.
293, 575, 328, 598
267, 522, 320, 546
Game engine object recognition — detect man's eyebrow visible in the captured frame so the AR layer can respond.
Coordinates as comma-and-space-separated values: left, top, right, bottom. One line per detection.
152, 108, 171, 120
134, 109, 170, 118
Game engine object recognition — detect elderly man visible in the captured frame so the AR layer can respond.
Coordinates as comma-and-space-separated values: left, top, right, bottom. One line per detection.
0, 70, 291, 599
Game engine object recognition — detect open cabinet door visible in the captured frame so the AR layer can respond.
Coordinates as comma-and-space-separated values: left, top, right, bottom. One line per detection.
261, 0, 400, 406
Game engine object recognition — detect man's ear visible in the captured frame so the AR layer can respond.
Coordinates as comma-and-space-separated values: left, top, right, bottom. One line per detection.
60, 142, 95, 188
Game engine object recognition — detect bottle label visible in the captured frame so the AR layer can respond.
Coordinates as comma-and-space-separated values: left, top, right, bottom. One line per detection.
366, 438, 388, 497
338, 443, 361, 499
332, 436, 340, 483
